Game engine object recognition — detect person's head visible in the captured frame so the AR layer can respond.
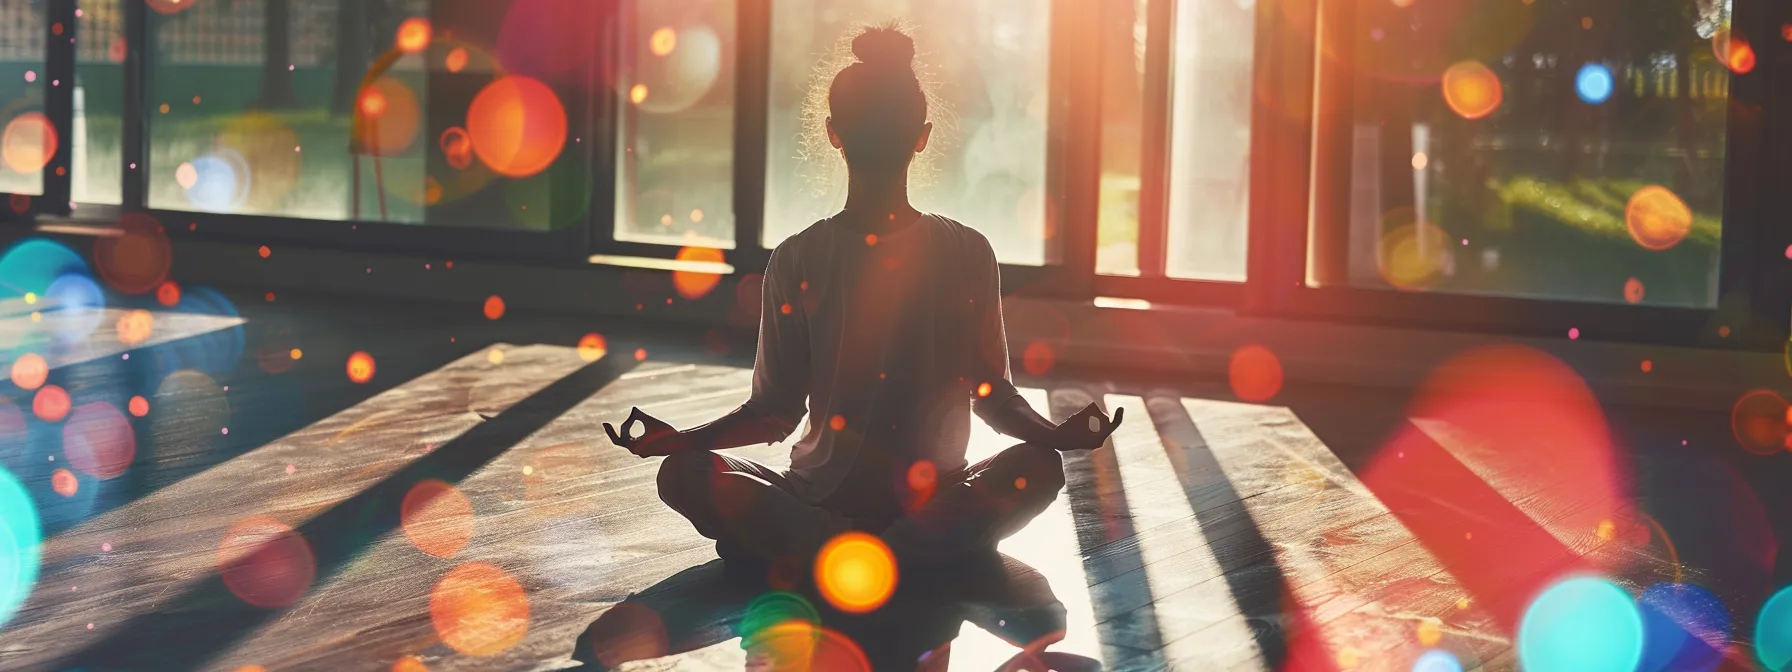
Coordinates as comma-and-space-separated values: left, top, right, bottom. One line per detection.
825, 25, 934, 178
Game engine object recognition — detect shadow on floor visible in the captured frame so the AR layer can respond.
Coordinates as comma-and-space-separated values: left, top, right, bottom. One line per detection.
570, 552, 1099, 672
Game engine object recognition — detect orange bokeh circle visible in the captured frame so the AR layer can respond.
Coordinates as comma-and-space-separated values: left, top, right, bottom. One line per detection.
116, 309, 154, 346
1732, 389, 1790, 456
1625, 185, 1693, 251
357, 78, 422, 157
1442, 61, 1503, 120
217, 516, 316, 608
347, 351, 377, 384
2, 112, 58, 174
396, 18, 432, 54
1229, 345, 1285, 403
483, 295, 506, 320
33, 384, 70, 422
94, 213, 172, 294
467, 76, 568, 178
430, 562, 531, 656
10, 352, 46, 390
577, 333, 608, 362
814, 532, 897, 614
672, 247, 726, 299
401, 479, 476, 558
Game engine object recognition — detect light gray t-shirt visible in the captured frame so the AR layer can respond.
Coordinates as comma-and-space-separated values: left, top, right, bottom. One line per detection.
742, 213, 1019, 514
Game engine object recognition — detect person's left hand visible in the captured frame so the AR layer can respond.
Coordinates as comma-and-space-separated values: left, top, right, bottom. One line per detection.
604, 407, 686, 457
1041, 403, 1122, 452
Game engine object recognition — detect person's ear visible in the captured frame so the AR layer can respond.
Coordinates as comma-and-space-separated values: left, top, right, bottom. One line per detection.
915, 121, 933, 153
826, 117, 844, 150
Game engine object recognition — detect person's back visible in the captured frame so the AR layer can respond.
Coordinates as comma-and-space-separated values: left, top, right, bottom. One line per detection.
604, 24, 1121, 574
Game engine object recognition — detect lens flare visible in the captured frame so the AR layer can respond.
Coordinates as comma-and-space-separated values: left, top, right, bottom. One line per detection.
10, 353, 45, 390
1623, 277, 1645, 304
93, 213, 172, 294
1442, 61, 1503, 120
445, 48, 469, 73
577, 333, 608, 362
650, 27, 678, 56
1625, 185, 1692, 251
1758, 586, 1792, 669
431, 562, 530, 655
128, 395, 149, 417
1412, 650, 1463, 672
392, 655, 428, 672
741, 620, 871, 672
1637, 582, 1728, 672
672, 247, 725, 299
1730, 390, 1789, 455
116, 309, 154, 345
401, 479, 476, 558
1575, 63, 1614, 104
815, 532, 897, 614
467, 76, 568, 178
217, 516, 316, 608
183, 150, 251, 212
50, 468, 77, 497
396, 18, 432, 54
439, 127, 473, 170
0, 467, 41, 628
145, 0, 194, 14
1229, 345, 1284, 402
33, 385, 69, 422
347, 352, 376, 384
1022, 340, 1056, 375
585, 601, 670, 667
63, 401, 135, 480
1518, 576, 1643, 672
156, 280, 181, 306
357, 78, 422, 157
1, 112, 57, 174
1379, 219, 1453, 290
483, 295, 506, 320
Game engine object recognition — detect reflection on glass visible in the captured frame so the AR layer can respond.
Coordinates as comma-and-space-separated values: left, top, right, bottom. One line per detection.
764, 0, 1051, 265
0, 0, 48, 197
1163, 0, 1253, 281
1320, 0, 1727, 307
614, 0, 736, 248
1095, 0, 1147, 277
74, 0, 124, 205
146, 0, 595, 231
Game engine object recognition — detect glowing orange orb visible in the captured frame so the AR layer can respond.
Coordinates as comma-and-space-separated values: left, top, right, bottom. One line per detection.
467, 76, 568, 178
145, 0, 194, 14
483, 295, 506, 320
445, 48, 469, 73
1441, 61, 1503, 120
430, 562, 531, 656
347, 351, 377, 384
51, 468, 77, 497
649, 27, 678, 56
440, 127, 473, 169
1623, 277, 1645, 304
906, 460, 937, 492
976, 382, 992, 397
577, 333, 608, 362
94, 213, 172, 294
396, 18, 432, 54
258, 245, 271, 258
10, 352, 46, 390
116, 309, 154, 345
128, 395, 149, 417
745, 621, 871, 671
815, 532, 897, 613
829, 415, 846, 431
402, 479, 476, 558
217, 516, 316, 608
1229, 344, 1284, 403
629, 84, 648, 105
392, 655, 428, 672
33, 385, 69, 421
672, 247, 725, 299
2, 112, 58, 174
1719, 32, 1756, 74
359, 78, 421, 156
1625, 185, 1692, 251
156, 280, 181, 307
1732, 390, 1789, 455
634, 348, 647, 361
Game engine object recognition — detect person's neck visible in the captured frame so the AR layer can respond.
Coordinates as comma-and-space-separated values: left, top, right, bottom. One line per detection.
840, 170, 920, 232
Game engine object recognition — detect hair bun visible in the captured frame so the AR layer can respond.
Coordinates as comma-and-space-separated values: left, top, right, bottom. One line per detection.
852, 26, 916, 72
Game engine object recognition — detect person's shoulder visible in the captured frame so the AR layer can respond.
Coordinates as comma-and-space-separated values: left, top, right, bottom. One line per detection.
923, 214, 996, 255
769, 218, 831, 258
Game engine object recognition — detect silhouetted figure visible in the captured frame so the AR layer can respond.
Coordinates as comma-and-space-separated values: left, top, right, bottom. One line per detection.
605, 25, 1119, 575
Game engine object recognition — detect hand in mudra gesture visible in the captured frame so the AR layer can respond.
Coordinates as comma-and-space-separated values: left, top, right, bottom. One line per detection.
604, 407, 685, 458
1042, 403, 1123, 452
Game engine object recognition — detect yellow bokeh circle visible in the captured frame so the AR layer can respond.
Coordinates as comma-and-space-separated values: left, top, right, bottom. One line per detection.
814, 532, 897, 614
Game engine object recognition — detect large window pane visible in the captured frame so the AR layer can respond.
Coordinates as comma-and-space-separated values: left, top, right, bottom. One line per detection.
1095, 0, 1147, 277
1316, 0, 1728, 307
0, 0, 48, 197
1163, 0, 1253, 281
764, 1, 1051, 266
614, 0, 736, 248
74, 0, 124, 206
146, 0, 596, 231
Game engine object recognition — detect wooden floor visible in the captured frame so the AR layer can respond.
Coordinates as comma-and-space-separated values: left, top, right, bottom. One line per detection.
0, 293, 1774, 671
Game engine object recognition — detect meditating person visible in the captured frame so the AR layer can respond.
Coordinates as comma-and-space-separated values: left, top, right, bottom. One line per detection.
604, 24, 1121, 574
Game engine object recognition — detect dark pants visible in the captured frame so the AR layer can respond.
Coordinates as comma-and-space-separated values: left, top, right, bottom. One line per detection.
656, 443, 1066, 568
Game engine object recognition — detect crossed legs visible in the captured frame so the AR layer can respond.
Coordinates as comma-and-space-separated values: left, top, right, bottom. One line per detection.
656, 443, 1066, 570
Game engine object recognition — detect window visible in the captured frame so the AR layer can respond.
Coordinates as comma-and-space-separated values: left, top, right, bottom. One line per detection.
1162, 0, 1252, 281
1312, 0, 1729, 307
762, 0, 1052, 266
1095, 0, 1148, 277
144, 0, 596, 231
613, 0, 736, 249
0, 0, 49, 197
74, 0, 125, 206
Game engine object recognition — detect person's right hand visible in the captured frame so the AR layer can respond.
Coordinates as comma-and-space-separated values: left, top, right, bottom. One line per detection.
1040, 403, 1123, 452
604, 407, 687, 458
